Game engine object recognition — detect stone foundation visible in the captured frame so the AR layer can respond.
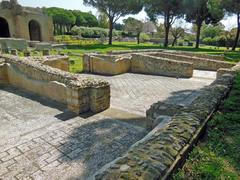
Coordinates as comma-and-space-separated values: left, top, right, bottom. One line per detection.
24, 55, 70, 72
94, 74, 234, 179
131, 54, 193, 78
0, 59, 8, 84
147, 52, 235, 71
0, 54, 110, 114
0, 38, 28, 51
83, 54, 131, 75
83, 53, 194, 78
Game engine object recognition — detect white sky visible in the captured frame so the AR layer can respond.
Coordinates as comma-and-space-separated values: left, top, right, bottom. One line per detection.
18, 0, 238, 30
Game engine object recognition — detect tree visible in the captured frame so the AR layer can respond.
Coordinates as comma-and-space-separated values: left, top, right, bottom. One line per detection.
222, 0, 240, 50
145, 0, 184, 47
72, 10, 99, 27
98, 13, 109, 28
124, 17, 143, 44
170, 27, 185, 46
83, 0, 144, 45
201, 23, 225, 39
184, 0, 224, 48
43, 7, 76, 35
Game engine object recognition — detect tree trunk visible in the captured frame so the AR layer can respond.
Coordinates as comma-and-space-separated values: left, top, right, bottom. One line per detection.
137, 33, 140, 44
164, 25, 170, 47
172, 37, 177, 47
232, 13, 240, 51
108, 20, 113, 45
195, 22, 202, 49
164, 12, 171, 48
60, 24, 63, 35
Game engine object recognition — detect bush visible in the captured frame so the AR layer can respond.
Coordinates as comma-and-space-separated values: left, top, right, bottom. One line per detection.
140, 33, 150, 42
71, 26, 122, 38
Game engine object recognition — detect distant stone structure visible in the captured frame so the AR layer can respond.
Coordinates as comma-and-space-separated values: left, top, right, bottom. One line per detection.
0, 0, 53, 42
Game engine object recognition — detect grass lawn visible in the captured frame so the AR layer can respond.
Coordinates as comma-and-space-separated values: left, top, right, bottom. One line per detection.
53, 42, 240, 73
173, 74, 240, 180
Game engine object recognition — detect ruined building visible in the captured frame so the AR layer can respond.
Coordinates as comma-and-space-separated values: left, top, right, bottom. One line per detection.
0, 0, 53, 42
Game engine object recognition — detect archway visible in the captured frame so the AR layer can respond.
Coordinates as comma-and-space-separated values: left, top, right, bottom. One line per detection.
0, 17, 10, 38
29, 20, 41, 41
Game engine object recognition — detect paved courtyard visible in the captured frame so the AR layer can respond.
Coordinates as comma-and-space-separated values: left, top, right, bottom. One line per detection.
0, 71, 216, 179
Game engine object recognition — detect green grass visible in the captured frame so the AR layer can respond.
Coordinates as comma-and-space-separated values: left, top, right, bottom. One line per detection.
173, 74, 240, 180
57, 42, 240, 73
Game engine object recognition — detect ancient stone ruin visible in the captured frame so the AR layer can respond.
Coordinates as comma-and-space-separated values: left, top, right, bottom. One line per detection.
0, 49, 240, 179
0, 0, 53, 42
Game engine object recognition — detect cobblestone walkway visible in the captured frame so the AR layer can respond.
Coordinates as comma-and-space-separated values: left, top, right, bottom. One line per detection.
80, 71, 216, 115
0, 71, 216, 179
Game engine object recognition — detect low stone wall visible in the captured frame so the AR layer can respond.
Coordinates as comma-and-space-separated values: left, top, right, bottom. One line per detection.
0, 38, 28, 51
83, 54, 131, 75
0, 59, 8, 84
217, 62, 240, 78
0, 55, 110, 114
147, 52, 235, 71
31, 55, 70, 72
131, 54, 193, 78
108, 49, 164, 55
167, 50, 225, 61
94, 74, 233, 179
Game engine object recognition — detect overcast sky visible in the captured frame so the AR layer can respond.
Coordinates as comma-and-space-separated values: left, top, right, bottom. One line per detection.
18, 0, 237, 30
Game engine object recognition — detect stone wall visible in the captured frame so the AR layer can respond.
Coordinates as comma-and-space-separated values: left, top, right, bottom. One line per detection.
94, 74, 234, 180
0, 55, 110, 114
83, 54, 131, 75
108, 49, 164, 55
168, 50, 225, 61
0, 59, 8, 84
27, 55, 70, 72
83, 53, 194, 78
0, 38, 28, 51
217, 62, 240, 78
131, 54, 193, 78
147, 52, 235, 71
108, 50, 225, 62
0, 1, 54, 42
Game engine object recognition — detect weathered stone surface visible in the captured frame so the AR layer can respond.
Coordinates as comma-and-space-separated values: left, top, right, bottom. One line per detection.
0, 1, 53, 42
94, 74, 234, 180
131, 53, 194, 78
26, 55, 70, 72
0, 38, 27, 51
0, 54, 110, 114
0, 86, 147, 180
147, 52, 235, 71
83, 54, 131, 75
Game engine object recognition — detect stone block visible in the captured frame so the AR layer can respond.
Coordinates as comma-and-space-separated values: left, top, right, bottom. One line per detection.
36, 43, 52, 51
1, 54, 110, 114
0, 38, 27, 51
90, 86, 110, 113
131, 53, 193, 78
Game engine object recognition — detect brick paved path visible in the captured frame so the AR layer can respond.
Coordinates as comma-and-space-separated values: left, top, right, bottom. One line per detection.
0, 71, 215, 179
80, 71, 216, 115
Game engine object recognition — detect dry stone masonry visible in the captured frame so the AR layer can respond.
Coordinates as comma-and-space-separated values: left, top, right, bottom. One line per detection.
83, 50, 234, 78
0, 54, 110, 114
94, 74, 234, 180
146, 52, 234, 71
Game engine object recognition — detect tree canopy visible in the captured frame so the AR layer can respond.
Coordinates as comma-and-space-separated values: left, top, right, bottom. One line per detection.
124, 17, 144, 44
222, 0, 240, 50
184, 0, 224, 48
72, 10, 98, 27
145, 0, 184, 47
83, 0, 144, 44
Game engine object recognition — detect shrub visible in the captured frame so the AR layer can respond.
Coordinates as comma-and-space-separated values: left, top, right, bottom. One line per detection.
140, 33, 150, 42
71, 26, 122, 38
